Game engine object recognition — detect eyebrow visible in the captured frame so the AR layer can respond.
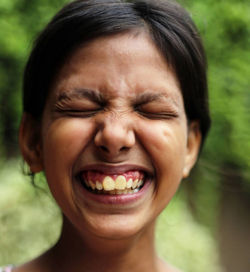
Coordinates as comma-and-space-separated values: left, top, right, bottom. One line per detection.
134, 91, 180, 107
56, 88, 106, 104
55, 88, 180, 107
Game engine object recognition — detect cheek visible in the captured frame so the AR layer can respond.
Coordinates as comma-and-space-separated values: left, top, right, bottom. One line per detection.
42, 119, 95, 173
136, 119, 188, 180
41, 119, 95, 216
135, 120, 188, 213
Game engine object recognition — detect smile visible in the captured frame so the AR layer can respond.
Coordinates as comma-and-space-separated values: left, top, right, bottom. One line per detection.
80, 170, 146, 195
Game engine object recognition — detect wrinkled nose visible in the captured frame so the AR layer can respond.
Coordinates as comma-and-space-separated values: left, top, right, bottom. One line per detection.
94, 116, 135, 157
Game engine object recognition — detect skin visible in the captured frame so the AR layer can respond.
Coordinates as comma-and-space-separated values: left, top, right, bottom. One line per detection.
19, 31, 201, 272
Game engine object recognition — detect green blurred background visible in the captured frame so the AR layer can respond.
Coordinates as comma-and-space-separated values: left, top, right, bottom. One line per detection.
0, 0, 249, 271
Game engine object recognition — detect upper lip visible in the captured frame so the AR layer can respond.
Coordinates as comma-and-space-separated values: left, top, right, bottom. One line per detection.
77, 164, 154, 176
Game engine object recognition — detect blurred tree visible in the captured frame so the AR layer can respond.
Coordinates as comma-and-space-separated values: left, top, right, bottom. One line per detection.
0, 0, 68, 159
184, 1, 250, 271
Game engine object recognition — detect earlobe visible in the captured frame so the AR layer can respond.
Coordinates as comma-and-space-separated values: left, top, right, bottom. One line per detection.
183, 121, 202, 178
19, 113, 43, 173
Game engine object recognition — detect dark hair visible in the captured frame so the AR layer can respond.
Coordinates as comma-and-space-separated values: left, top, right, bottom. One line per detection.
23, 0, 211, 143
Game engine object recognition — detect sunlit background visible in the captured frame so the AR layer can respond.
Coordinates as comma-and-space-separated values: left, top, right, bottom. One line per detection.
0, 0, 249, 271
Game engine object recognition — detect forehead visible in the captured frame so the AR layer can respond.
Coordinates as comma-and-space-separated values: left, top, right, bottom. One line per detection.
51, 32, 182, 103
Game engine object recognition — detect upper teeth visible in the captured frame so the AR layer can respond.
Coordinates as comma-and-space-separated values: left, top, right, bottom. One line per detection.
84, 175, 144, 191
103, 176, 115, 191
114, 175, 127, 190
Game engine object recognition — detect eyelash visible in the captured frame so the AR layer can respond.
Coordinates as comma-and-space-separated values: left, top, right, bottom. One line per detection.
54, 107, 101, 118
134, 105, 178, 120
54, 105, 178, 120
136, 111, 178, 120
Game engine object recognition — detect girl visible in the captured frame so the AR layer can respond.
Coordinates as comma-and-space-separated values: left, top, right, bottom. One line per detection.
3, 0, 210, 271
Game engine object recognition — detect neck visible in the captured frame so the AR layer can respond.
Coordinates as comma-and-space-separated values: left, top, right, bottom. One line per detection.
46, 216, 161, 272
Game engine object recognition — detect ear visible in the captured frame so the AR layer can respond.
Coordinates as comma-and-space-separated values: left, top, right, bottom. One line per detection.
183, 121, 202, 178
19, 113, 43, 173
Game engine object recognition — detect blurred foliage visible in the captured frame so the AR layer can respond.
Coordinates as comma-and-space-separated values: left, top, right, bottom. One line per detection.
0, 0, 68, 158
187, 0, 250, 182
183, 0, 250, 234
0, 0, 249, 271
0, 160, 61, 265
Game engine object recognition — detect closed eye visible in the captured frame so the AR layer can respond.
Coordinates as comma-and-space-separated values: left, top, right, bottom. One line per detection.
135, 109, 179, 120
54, 106, 102, 118
133, 91, 181, 120
52, 88, 106, 118
134, 102, 179, 120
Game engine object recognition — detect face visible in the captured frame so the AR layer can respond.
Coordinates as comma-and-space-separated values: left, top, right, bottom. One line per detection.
21, 32, 201, 240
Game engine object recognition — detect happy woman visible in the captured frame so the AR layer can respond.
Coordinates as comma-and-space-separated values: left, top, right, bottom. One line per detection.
2, 0, 211, 271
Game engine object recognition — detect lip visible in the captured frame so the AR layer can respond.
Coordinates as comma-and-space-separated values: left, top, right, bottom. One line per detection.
75, 176, 153, 205
77, 164, 154, 176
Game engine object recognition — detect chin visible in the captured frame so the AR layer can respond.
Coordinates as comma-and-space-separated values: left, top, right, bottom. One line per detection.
74, 209, 153, 242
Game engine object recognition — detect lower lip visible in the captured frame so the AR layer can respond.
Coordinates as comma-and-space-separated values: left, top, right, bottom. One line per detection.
75, 178, 152, 205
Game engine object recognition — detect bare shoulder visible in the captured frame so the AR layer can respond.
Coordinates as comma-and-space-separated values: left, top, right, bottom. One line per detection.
12, 260, 40, 272
12, 251, 51, 272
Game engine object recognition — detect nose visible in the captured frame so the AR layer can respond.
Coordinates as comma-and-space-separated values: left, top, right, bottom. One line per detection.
94, 116, 135, 157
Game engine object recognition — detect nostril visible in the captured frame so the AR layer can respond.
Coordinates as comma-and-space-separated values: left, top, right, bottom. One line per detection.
120, 146, 128, 152
98, 145, 129, 154
100, 145, 109, 153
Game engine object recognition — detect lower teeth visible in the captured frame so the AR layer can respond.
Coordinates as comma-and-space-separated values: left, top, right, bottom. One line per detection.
91, 188, 140, 195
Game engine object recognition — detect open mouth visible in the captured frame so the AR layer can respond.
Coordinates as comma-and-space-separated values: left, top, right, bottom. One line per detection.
78, 170, 147, 195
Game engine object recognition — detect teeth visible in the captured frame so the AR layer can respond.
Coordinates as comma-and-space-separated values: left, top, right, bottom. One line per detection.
96, 181, 103, 190
103, 176, 115, 191
84, 175, 145, 193
132, 179, 138, 189
126, 178, 133, 188
138, 179, 143, 187
115, 175, 126, 190
89, 180, 95, 190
